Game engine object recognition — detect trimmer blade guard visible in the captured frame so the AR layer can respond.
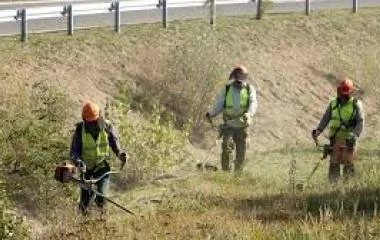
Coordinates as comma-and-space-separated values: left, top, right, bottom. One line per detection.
54, 163, 76, 183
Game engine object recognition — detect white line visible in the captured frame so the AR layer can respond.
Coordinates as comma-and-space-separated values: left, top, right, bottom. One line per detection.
273, 0, 312, 2
0, 0, 93, 6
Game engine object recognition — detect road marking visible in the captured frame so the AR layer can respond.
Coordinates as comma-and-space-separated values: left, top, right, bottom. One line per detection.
0, 0, 94, 6
0, 0, 308, 7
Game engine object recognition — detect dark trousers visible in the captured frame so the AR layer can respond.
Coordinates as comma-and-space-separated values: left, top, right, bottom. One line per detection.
79, 163, 110, 212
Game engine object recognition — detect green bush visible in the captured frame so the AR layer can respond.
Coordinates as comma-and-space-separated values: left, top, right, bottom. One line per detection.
105, 100, 189, 182
0, 81, 75, 223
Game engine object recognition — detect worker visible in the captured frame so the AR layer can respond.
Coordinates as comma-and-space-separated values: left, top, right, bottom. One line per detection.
312, 77, 364, 183
70, 102, 128, 215
206, 66, 258, 172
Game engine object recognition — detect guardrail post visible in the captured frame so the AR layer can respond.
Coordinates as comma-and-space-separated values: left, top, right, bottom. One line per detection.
114, 1, 121, 32
20, 9, 27, 42
256, 0, 262, 20
353, 0, 358, 13
162, 0, 167, 28
210, 0, 215, 28
67, 5, 73, 35
306, 0, 310, 15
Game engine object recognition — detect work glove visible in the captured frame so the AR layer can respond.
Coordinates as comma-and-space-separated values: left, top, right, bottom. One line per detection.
242, 113, 252, 126
118, 152, 128, 169
76, 159, 87, 174
322, 144, 333, 159
346, 133, 357, 151
311, 129, 321, 142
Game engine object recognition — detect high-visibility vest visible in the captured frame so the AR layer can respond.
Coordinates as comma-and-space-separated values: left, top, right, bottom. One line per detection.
81, 123, 110, 170
223, 84, 250, 120
329, 97, 357, 140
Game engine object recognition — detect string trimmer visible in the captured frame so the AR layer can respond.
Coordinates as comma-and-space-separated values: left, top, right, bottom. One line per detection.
54, 162, 134, 215
296, 137, 332, 192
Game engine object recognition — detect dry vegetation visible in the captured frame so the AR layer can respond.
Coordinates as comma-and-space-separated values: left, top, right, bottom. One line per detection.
0, 8, 380, 239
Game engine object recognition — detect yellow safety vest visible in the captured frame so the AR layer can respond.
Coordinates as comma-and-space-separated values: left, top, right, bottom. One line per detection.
223, 84, 250, 120
329, 97, 357, 140
81, 123, 110, 170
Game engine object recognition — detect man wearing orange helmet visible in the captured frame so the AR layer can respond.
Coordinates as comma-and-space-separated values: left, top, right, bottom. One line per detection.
206, 66, 258, 172
70, 102, 128, 215
312, 78, 364, 183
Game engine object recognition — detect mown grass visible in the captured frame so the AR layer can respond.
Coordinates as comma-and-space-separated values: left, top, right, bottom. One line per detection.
123, 141, 380, 239
44, 140, 380, 239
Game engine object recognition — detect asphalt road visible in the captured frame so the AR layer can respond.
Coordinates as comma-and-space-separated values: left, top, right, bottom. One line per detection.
0, 0, 379, 36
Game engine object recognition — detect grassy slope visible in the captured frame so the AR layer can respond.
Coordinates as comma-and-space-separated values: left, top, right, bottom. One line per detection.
2, 10, 380, 151
1, 9, 380, 239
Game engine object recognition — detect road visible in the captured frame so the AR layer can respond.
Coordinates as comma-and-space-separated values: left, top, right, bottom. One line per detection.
0, 0, 379, 36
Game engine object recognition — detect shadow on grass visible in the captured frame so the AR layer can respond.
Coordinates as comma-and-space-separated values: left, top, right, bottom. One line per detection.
357, 148, 380, 161
6, 171, 74, 220
235, 186, 380, 222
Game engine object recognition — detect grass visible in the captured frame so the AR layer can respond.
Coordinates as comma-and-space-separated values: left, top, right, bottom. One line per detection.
123, 141, 380, 239
1, 9, 380, 148
1, 8, 380, 239
43, 140, 380, 239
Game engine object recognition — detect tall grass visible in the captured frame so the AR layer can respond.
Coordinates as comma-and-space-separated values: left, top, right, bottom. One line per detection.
128, 30, 226, 131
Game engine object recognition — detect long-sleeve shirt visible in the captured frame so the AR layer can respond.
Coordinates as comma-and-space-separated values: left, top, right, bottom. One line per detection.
70, 121, 123, 165
316, 99, 365, 138
208, 82, 258, 118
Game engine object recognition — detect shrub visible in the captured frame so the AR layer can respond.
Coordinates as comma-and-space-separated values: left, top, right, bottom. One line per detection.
0, 81, 75, 221
105, 100, 190, 183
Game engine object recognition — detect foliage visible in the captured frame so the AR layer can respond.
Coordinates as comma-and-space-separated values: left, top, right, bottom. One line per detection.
106, 100, 190, 183
0, 81, 75, 228
130, 30, 226, 131
0, 178, 27, 239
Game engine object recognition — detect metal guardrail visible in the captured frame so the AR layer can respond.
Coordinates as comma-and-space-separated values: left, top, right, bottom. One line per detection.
0, 0, 362, 42
0, 0, 255, 41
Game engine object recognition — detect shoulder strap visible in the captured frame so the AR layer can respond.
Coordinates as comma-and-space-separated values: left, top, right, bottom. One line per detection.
352, 98, 358, 113
223, 84, 251, 108
341, 98, 358, 123
246, 84, 251, 107
333, 98, 357, 139
330, 99, 338, 111
223, 84, 231, 108
348, 98, 358, 126
329, 99, 343, 140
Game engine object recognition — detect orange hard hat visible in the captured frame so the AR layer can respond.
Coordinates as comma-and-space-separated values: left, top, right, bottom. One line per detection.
82, 102, 100, 122
337, 78, 354, 95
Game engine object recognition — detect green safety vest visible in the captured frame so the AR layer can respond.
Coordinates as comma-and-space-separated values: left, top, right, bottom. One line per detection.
81, 123, 110, 170
223, 84, 250, 120
329, 97, 357, 140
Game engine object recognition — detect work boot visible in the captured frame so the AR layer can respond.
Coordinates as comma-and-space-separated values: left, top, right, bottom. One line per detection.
328, 164, 340, 183
96, 204, 107, 217
78, 203, 88, 216
343, 164, 355, 180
